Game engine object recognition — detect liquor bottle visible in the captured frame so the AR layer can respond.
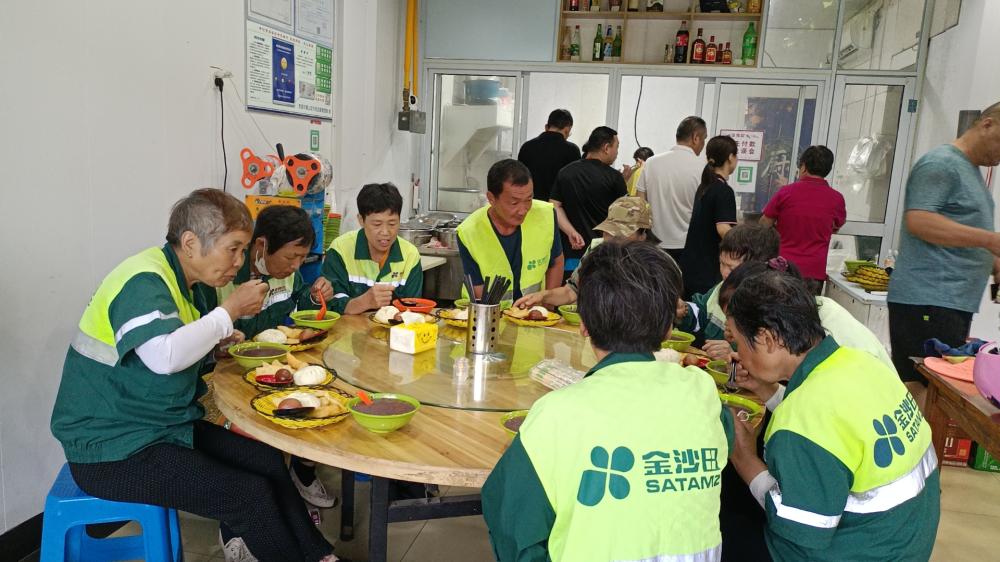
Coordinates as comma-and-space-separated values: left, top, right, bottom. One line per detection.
721, 41, 733, 65
603, 24, 614, 61
560, 26, 572, 60
742, 22, 758, 65
612, 25, 623, 62
705, 35, 718, 63
610, 0, 621, 12
569, 0, 580, 11
627, 0, 639, 11
646, 0, 663, 12
747, 0, 762, 13
691, 27, 706, 63
593, 24, 604, 61
674, 20, 689, 63
570, 25, 582, 61
591, 0, 601, 12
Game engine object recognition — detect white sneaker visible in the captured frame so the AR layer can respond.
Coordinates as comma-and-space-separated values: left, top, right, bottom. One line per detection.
290, 464, 337, 508
219, 530, 259, 562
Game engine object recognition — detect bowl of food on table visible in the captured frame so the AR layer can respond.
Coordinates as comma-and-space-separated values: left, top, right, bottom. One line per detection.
369, 305, 435, 328
503, 305, 561, 327
253, 325, 330, 351
289, 309, 341, 330
558, 305, 581, 325
392, 297, 437, 314
500, 410, 529, 437
435, 306, 470, 328
251, 387, 352, 429
244, 352, 335, 389
661, 330, 696, 351
346, 393, 421, 434
228, 342, 288, 370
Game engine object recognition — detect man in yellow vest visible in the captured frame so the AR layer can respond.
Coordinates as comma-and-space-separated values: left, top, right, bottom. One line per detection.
457, 159, 564, 302
483, 241, 733, 562
322, 183, 423, 314
726, 268, 939, 561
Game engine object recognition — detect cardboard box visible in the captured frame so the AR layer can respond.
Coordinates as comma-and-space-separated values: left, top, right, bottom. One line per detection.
969, 443, 1000, 473
942, 420, 973, 467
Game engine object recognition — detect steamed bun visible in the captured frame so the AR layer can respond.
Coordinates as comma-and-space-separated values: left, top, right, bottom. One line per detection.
255, 329, 288, 344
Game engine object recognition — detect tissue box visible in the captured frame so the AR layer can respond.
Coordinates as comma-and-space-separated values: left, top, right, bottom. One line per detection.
389, 322, 438, 355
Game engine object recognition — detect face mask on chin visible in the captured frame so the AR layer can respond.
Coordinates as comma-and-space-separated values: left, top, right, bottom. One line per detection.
254, 241, 270, 277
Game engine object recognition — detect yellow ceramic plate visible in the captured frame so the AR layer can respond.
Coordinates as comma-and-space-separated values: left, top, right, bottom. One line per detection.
502, 309, 562, 327
250, 387, 352, 429
243, 365, 335, 389
366, 312, 435, 329
434, 308, 469, 328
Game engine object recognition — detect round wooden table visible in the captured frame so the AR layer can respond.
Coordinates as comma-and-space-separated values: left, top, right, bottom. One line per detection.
211, 313, 596, 562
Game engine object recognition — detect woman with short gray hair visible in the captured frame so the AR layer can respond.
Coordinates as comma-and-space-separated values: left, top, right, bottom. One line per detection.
50, 188, 341, 562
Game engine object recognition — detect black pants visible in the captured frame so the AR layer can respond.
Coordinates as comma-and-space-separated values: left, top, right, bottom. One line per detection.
70, 420, 333, 562
888, 302, 973, 384
719, 409, 772, 562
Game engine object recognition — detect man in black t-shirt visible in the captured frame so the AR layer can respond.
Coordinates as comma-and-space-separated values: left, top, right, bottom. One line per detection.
517, 109, 581, 202
550, 126, 628, 271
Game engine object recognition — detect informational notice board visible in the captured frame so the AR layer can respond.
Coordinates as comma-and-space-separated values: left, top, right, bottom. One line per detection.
245, 0, 334, 120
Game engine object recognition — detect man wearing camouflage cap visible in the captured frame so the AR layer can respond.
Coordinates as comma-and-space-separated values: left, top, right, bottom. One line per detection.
514, 196, 661, 309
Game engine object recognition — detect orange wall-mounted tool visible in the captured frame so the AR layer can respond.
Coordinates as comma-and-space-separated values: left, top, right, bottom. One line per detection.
240, 148, 275, 189
283, 154, 321, 195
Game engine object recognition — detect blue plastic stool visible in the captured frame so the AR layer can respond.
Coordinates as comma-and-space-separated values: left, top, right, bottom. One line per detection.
40, 464, 182, 562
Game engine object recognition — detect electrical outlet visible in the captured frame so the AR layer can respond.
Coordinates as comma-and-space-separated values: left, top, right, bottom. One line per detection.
211, 67, 233, 80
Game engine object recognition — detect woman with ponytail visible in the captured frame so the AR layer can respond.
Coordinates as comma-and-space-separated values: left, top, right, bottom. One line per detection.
679, 135, 739, 297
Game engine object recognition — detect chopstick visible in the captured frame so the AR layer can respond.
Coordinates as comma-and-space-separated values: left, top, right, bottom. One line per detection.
726, 360, 739, 392
463, 274, 477, 305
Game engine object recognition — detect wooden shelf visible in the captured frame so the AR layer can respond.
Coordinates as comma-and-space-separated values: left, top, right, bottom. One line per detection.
624, 11, 693, 19
561, 10, 627, 18
691, 11, 762, 21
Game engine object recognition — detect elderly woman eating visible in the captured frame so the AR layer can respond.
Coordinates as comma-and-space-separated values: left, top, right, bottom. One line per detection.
50, 189, 339, 562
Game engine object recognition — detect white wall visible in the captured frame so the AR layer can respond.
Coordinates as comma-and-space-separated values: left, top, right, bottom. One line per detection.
909, 0, 1000, 340
0, 0, 412, 532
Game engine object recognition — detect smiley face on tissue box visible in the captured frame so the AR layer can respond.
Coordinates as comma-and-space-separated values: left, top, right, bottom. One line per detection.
389, 323, 438, 355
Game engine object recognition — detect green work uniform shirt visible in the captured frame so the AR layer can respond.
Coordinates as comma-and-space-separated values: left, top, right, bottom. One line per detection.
51, 245, 214, 463
321, 229, 423, 314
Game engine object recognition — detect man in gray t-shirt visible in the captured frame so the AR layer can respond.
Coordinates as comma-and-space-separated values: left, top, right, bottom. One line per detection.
888, 101, 1000, 407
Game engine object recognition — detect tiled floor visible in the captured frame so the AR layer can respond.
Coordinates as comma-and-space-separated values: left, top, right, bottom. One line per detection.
22, 465, 999, 562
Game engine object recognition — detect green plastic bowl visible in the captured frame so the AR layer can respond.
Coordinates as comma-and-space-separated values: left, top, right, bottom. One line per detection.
844, 260, 875, 274
558, 305, 581, 325
719, 392, 763, 421
228, 342, 288, 370
500, 410, 529, 437
289, 310, 341, 329
661, 330, 696, 351
454, 298, 513, 310
346, 393, 421, 434
705, 360, 730, 386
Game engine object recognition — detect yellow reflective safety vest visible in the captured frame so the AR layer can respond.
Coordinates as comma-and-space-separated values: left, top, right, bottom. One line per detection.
766, 346, 935, 512
457, 202, 554, 299
521, 359, 727, 561
73, 247, 201, 366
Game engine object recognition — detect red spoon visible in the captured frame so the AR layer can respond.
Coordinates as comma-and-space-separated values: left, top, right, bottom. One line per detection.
315, 291, 327, 320
358, 390, 374, 406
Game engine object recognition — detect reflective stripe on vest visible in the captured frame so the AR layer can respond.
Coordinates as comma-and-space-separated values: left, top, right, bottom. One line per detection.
844, 445, 937, 514
618, 545, 721, 562
521, 360, 727, 561
328, 230, 421, 288
765, 347, 933, 495
73, 248, 200, 366
456, 201, 554, 299
766, 445, 938, 529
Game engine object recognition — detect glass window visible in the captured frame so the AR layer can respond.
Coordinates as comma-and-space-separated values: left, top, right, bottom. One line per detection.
713, 83, 819, 214
830, 234, 883, 263
830, 84, 904, 223
433, 74, 517, 213
763, 0, 839, 69
524, 72, 610, 151
838, 0, 926, 71
615, 76, 703, 170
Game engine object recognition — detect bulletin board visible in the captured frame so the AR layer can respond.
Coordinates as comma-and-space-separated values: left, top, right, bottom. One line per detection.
245, 0, 334, 120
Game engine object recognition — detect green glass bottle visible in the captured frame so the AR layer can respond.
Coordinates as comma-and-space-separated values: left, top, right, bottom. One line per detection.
593, 23, 604, 61
612, 25, 623, 62
742, 22, 758, 66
